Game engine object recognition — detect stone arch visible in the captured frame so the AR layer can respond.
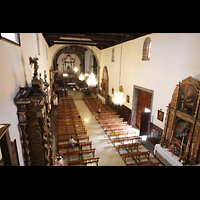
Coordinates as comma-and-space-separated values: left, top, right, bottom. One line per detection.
51, 45, 100, 73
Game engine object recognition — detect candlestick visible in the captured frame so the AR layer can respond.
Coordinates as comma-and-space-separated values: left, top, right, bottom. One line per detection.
170, 130, 174, 142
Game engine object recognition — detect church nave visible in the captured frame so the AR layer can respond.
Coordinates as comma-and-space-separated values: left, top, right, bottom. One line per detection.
2, 33, 200, 166
53, 90, 162, 166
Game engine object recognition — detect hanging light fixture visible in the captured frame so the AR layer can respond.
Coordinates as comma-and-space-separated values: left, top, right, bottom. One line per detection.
86, 45, 98, 87
113, 35, 125, 106
79, 73, 85, 81
87, 72, 97, 87
74, 66, 78, 73
113, 91, 125, 106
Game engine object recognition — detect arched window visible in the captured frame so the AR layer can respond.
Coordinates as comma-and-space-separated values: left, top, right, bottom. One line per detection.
142, 37, 151, 61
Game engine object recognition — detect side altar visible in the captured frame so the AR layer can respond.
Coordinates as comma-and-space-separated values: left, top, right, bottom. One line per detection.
158, 76, 200, 166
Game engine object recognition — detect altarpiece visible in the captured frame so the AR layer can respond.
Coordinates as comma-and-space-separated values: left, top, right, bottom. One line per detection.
161, 76, 200, 165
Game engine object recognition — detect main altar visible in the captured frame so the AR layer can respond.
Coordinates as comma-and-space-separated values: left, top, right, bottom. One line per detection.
158, 76, 200, 166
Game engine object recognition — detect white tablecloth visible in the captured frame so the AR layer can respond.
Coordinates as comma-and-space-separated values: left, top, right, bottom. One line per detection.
154, 144, 182, 166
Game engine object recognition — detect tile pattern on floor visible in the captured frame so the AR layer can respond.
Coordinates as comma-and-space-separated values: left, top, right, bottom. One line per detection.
74, 99, 125, 166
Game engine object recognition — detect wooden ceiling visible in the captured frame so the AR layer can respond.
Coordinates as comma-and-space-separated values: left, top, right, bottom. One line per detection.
42, 33, 151, 50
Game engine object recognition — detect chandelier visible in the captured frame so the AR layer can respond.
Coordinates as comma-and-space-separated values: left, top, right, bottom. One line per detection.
113, 91, 125, 106
79, 73, 85, 81
86, 73, 97, 87
74, 66, 78, 73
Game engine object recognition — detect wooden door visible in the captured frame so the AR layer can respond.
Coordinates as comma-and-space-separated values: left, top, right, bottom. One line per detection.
140, 112, 150, 136
136, 90, 152, 129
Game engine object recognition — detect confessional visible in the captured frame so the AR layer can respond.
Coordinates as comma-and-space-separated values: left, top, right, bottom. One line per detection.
161, 76, 200, 165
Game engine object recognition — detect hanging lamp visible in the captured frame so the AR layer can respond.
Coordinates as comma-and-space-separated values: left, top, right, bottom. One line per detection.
113, 91, 125, 106
79, 73, 85, 81
113, 35, 125, 106
86, 45, 98, 87
87, 72, 97, 87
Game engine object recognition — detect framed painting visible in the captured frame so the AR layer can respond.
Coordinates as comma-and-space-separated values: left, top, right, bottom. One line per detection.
157, 109, 164, 122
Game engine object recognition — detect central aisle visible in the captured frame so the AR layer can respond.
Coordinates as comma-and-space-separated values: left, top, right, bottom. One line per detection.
74, 99, 125, 166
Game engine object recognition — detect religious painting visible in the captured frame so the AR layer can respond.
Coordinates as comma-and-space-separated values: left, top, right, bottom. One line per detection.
126, 95, 130, 103
119, 85, 124, 93
177, 84, 198, 116
157, 109, 164, 122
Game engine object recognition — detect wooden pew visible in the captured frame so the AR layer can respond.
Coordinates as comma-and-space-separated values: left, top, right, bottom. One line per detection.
114, 143, 141, 153
106, 132, 129, 138
57, 135, 89, 142
97, 118, 124, 125
120, 151, 150, 164
110, 136, 142, 145
101, 121, 127, 128
57, 130, 87, 137
105, 127, 132, 134
66, 148, 96, 161
67, 157, 100, 166
57, 141, 92, 151
126, 161, 161, 166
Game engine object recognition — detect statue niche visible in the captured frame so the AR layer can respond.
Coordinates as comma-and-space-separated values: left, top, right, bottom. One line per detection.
177, 84, 198, 116
174, 118, 191, 147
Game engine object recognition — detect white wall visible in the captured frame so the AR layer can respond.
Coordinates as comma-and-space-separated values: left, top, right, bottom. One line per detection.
0, 33, 50, 165
100, 33, 200, 130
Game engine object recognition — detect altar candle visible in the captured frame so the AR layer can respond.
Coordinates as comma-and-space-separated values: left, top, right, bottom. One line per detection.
170, 130, 174, 141
181, 137, 184, 149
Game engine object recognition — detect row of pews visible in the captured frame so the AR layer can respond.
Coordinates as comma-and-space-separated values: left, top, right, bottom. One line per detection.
83, 96, 161, 166
56, 96, 99, 166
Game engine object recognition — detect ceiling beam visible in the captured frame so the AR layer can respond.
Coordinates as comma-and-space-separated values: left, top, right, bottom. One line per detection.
43, 33, 151, 49
53, 42, 98, 46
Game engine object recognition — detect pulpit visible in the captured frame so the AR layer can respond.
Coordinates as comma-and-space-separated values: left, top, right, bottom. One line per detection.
14, 57, 52, 166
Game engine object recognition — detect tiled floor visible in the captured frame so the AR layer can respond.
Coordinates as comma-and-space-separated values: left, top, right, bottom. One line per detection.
74, 99, 125, 166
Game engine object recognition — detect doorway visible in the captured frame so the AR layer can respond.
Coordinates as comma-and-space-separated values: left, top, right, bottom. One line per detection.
131, 86, 154, 136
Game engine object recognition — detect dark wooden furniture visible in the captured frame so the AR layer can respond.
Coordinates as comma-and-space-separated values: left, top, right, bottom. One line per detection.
148, 122, 163, 146
114, 143, 141, 153
66, 149, 96, 161
57, 141, 92, 150
120, 151, 150, 164
14, 71, 52, 166
67, 157, 100, 166
57, 96, 98, 166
